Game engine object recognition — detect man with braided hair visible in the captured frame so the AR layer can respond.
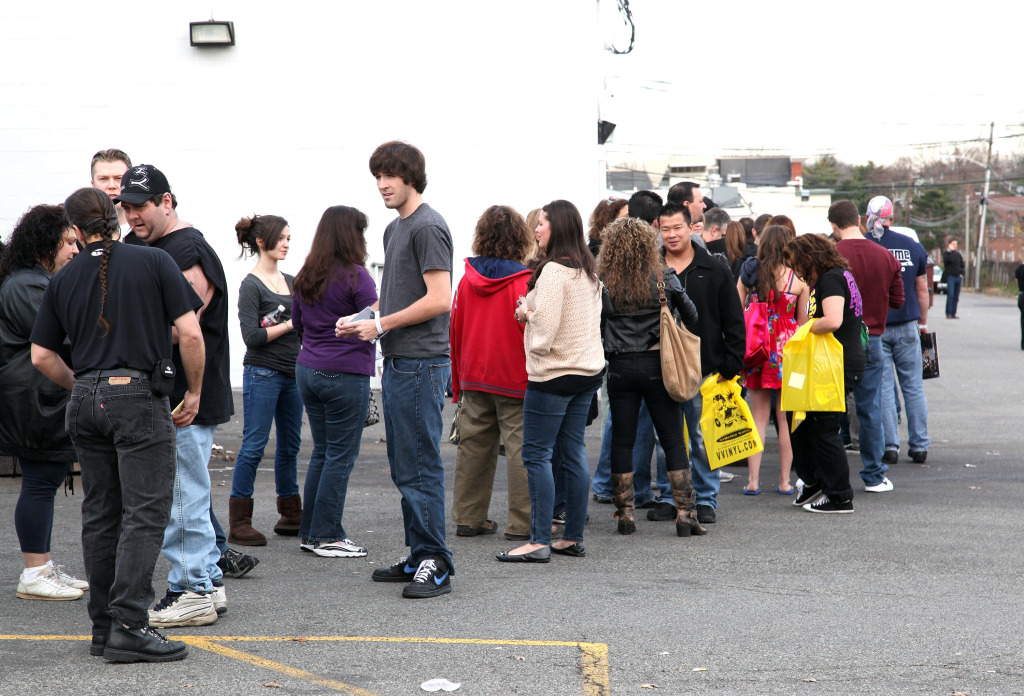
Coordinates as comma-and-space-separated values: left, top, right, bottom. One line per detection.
31, 187, 205, 662
117, 165, 235, 627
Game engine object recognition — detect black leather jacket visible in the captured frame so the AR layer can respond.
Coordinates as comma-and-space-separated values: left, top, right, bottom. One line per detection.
601, 269, 699, 355
0, 265, 75, 461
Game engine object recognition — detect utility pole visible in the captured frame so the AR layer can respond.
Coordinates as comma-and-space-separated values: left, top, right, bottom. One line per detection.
964, 193, 971, 283
975, 121, 994, 291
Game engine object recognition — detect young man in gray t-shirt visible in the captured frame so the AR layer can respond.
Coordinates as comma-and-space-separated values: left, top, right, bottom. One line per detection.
337, 141, 454, 598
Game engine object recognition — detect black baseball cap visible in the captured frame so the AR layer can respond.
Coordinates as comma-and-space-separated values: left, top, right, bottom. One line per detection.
114, 164, 172, 205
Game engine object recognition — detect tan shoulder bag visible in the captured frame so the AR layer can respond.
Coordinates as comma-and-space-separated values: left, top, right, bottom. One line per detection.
658, 269, 702, 402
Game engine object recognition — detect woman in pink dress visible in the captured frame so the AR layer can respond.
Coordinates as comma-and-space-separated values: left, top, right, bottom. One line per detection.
737, 226, 809, 495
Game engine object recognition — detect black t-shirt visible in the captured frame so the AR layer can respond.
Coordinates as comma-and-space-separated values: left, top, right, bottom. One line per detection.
810, 267, 865, 387
150, 227, 234, 425
31, 242, 202, 373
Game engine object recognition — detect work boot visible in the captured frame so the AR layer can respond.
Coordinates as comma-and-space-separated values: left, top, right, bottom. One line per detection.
611, 472, 636, 535
227, 497, 267, 546
273, 494, 302, 536
668, 468, 707, 537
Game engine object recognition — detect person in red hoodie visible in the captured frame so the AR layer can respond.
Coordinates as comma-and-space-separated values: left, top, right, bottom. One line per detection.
450, 205, 534, 540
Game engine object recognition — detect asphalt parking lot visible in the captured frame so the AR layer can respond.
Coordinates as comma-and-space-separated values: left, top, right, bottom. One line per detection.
1, 291, 1022, 695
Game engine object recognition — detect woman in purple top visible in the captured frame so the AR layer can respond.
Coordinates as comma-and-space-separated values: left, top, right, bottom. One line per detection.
291, 206, 378, 558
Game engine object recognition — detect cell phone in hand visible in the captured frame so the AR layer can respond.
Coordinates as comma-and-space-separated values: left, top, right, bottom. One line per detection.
352, 306, 375, 322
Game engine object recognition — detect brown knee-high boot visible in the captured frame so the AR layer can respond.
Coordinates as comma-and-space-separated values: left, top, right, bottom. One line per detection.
668, 469, 707, 537
273, 494, 302, 536
228, 497, 267, 546
611, 472, 636, 535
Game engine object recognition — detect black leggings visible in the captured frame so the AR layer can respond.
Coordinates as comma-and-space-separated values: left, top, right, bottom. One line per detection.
15, 458, 72, 554
607, 351, 688, 475
787, 410, 853, 500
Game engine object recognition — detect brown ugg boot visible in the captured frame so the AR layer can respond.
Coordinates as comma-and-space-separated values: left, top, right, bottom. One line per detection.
228, 497, 267, 546
611, 472, 636, 535
273, 494, 302, 536
668, 469, 707, 537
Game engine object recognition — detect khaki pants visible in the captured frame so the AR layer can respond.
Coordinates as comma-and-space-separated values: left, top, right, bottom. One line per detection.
452, 390, 530, 536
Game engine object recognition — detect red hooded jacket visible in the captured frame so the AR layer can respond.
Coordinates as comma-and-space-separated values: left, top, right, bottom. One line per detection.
450, 257, 531, 401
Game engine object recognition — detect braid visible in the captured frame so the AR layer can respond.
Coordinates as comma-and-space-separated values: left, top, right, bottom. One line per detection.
97, 239, 114, 336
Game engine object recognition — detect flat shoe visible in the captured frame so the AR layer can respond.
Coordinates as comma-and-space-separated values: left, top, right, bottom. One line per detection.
776, 486, 795, 495
743, 488, 761, 496
550, 543, 585, 558
495, 547, 551, 563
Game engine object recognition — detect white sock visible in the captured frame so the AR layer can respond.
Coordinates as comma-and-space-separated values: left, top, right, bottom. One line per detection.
22, 564, 49, 581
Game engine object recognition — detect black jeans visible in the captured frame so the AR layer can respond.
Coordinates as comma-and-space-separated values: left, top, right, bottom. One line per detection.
787, 409, 853, 500
14, 457, 72, 554
607, 351, 688, 475
68, 376, 176, 631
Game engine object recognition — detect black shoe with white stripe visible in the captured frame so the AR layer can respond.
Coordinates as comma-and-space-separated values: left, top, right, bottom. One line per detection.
803, 495, 854, 514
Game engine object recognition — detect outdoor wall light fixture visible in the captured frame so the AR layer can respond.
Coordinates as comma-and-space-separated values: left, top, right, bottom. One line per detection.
190, 20, 235, 47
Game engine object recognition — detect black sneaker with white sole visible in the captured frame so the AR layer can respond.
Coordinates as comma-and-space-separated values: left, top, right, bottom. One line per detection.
803, 495, 854, 514
217, 547, 259, 578
371, 557, 419, 583
402, 558, 451, 599
793, 480, 825, 507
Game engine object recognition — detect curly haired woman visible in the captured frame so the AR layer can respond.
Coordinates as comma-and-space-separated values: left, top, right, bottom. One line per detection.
598, 217, 704, 537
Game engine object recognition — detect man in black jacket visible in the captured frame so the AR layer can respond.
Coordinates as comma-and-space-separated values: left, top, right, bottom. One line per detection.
659, 202, 745, 523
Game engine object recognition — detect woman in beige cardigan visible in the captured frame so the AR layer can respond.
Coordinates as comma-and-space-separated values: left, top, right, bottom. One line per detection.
496, 200, 604, 563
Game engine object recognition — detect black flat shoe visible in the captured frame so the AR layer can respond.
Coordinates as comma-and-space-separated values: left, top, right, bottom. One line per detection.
551, 542, 585, 557
495, 547, 551, 563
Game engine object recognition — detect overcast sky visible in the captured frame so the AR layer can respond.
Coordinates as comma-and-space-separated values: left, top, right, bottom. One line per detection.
597, 0, 1023, 169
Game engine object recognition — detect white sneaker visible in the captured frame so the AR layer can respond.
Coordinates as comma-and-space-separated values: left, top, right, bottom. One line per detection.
865, 477, 894, 493
299, 539, 315, 552
53, 565, 89, 591
718, 470, 736, 482
17, 567, 84, 601
312, 539, 368, 558
212, 585, 227, 615
149, 590, 217, 627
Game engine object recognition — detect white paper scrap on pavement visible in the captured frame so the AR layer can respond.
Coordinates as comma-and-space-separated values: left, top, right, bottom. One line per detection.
421, 678, 461, 692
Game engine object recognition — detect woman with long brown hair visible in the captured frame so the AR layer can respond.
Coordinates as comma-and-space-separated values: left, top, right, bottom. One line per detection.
783, 234, 865, 514
737, 225, 809, 495
598, 217, 703, 537
496, 200, 603, 562
291, 206, 378, 557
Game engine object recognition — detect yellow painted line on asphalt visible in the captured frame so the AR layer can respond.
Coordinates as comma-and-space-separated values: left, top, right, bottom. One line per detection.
0, 634, 610, 695
181, 637, 382, 695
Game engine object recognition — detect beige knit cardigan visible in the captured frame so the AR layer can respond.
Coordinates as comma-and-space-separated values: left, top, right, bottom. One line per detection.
523, 262, 604, 382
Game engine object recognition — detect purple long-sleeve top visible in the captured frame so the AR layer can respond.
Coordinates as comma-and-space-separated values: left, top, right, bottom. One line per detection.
292, 265, 378, 375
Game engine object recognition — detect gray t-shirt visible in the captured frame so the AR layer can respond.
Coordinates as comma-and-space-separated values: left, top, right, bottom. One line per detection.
379, 202, 453, 358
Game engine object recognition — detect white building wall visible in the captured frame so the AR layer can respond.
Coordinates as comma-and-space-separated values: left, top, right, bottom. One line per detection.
0, 1, 602, 384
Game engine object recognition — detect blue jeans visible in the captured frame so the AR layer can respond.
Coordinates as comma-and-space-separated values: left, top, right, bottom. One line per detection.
382, 357, 452, 569
592, 403, 669, 505
854, 336, 888, 486
945, 276, 962, 317
522, 386, 597, 545
296, 364, 369, 543
211, 508, 228, 555
69, 376, 176, 630
230, 365, 303, 498
162, 423, 222, 593
880, 321, 930, 453
683, 390, 719, 508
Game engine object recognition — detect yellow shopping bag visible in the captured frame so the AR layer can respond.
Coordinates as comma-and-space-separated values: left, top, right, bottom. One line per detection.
780, 319, 845, 430
699, 375, 763, 469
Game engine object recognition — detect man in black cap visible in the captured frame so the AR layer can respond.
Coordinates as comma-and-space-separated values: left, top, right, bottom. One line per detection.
117, 164, 236, 627
32, 186, 205, 661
